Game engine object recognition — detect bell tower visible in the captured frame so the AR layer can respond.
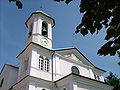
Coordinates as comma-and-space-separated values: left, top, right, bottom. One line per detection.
25, 11, 55, 49
17, 11, 55, 82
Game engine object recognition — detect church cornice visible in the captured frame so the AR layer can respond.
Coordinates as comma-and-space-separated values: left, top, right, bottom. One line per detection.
25, 11, 55, 28
55, 73, 113, 89
9, 75, 55, 90
17, 41, 105, 73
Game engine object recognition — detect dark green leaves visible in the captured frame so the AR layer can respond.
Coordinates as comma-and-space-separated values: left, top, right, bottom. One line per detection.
65, 0, 72, 4
77, 0, 120, 56
105, 72, 120, 90
53, 0, 72, 4
97, 41, 114, 56
16, 0, 22, 9
8, 0, 22, 9
9, 0, 120, 56
97, 38, 120, 56
80, 28, 88, 36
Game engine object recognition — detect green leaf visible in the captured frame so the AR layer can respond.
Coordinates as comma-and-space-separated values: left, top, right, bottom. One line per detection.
105, 26, 117, 40
80, 28, 88, 36
53, 0, 64, 2
118, 62, 120, 66
9, 0, 16, 2
65, 0, 72, 4
97, 41, 114, 56
117, 51, 120, 58
75, 30, 80, 34
16, 0, 22, 9
8, 0, 23, 9
76, 24, 83, 30
94, 21, 102, 30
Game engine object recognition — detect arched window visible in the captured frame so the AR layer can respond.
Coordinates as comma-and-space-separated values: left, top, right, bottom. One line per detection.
71, 66, 80, 75
63, 88, 67, 90
62, 87, 67, 90
28, 23, 33, 38
39, 55, 49, 72
42, 89, 45, 90
42, 21, 48, 37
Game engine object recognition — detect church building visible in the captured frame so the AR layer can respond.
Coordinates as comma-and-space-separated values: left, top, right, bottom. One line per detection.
0, 11, 113, 90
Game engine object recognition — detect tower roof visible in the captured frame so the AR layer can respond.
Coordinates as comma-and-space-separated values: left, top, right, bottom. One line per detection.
25, 11, 55, 28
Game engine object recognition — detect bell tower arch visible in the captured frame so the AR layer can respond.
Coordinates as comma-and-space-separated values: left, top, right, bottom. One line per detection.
42, 21, 48, 37
25, 11, 55, 49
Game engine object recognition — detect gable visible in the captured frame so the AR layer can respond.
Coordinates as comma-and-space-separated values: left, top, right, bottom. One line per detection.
64, 53, 83, 63
55, 48, 93, 67
54, 48, 105, 72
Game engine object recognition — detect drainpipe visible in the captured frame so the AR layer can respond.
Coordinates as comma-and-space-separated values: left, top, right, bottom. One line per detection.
51, 51, 55, 81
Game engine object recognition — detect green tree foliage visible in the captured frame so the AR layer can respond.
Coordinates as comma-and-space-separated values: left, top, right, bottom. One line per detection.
105, 72, 120, 90
54, 0, 120, 56
117, 51, 120, 66
8, 0, 120, 56
8, 0, 22, 9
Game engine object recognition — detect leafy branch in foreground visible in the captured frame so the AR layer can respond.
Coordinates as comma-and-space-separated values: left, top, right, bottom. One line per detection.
8, 0, 120, 56
8, 0, 22, 9
105, 72, 120, 90
54, 0, 120, 56
117, 51, 120, 66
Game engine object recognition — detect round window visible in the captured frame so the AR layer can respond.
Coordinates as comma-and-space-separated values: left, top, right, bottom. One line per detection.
71, 66, 80, 75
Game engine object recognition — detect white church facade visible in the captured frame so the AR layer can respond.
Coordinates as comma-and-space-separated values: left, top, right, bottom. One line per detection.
0, 11, 113, 90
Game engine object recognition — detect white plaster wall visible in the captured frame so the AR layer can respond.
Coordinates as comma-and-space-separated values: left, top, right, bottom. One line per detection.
29, 47, 53, 81
26, 34, 52, 49
0, 65, 18, 90
53, 55, 105, 82
18, 52, 31, 81
28, 81, 55, 90
7, 69, 18, 89
57, 83, 71, 90
14, 83, 28, 90
53, 56, 72, 80
53, 55, 91, 80
77, 65, 89, 77
30, 67, 52, 81
26, 15, 53, 49
59, 58, 72, 75
77, 82, 109, 90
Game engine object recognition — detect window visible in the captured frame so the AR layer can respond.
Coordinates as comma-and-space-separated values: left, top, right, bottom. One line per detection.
42, 89, 45, 90
62, 87, 67, 90
39, 55, 49, 72
71, 66, 80, 75
63, 88, 67, 90
28, 23, 33, 38
94, 74, 100, 80
42, 21, 48, 37
0, 78, 4, 88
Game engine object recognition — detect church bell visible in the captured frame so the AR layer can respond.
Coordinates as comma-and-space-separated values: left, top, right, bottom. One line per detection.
42, 28, 47, 36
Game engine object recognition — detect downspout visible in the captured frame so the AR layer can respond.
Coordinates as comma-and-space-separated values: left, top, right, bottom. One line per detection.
52, 51, 58, 89
52, 50, 55, 81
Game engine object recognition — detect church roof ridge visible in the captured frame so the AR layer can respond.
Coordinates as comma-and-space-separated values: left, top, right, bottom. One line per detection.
52, 47, 75, 51
35, 10, 49, 16
0, 64, 19, 75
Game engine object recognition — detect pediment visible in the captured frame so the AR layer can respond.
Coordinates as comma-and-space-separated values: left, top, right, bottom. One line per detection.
64, 53, 83, 63
55, 48, 94, 67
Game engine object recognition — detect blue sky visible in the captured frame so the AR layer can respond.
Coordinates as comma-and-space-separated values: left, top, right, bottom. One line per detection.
0, 0, 120, 77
